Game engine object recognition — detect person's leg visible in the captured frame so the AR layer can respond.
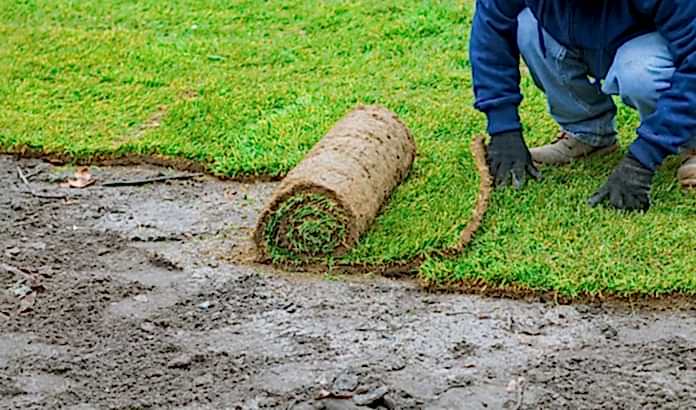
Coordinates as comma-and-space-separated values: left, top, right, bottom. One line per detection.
517, 8, 617, 148
602, 32, 696, 187
602, 33, 674, 124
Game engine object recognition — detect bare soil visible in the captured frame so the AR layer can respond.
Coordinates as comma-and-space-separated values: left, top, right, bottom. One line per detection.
1, 155, 694, 410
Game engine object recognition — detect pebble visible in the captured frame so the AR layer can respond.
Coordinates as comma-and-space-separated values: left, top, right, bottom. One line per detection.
167, 354, 193, 369
193, 373, 214, 386
12, 284, 32, 298
290, 402, 315, 410
320, 399, 362, 410
140, 322, 156, 333
198, 300, 213, 310
29, 242, 46, 250
333, 370, 359, 392
381, 395, 396, 410
353, 386, 389, 406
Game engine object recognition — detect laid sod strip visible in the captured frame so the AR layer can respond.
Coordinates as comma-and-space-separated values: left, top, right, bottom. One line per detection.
255, 106, 417, 262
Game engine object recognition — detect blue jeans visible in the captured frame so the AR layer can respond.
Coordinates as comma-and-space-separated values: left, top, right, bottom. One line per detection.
517, 8, 696, 150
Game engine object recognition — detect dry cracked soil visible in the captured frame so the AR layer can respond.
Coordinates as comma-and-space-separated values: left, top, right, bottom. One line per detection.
1, 155, 694, 410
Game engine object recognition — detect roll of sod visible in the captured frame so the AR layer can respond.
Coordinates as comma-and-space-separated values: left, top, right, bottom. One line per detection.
255, 105, 416, 262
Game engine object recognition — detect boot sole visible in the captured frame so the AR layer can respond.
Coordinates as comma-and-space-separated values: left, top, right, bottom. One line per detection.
532, 143, 619, 166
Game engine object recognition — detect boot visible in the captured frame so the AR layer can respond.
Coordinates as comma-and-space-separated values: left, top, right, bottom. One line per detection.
678, 149, 696, 188
530, 131, 619, 165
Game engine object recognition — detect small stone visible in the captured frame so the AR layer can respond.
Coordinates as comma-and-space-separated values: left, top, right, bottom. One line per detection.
389, 358, 406, 371
600, 323, 618, 339
289, 402, 315, 410
167, 354, 193, 369
321, 399, 362, 410
29, 242, 46, 250
140, 322, 156, 333
197, 300, 213, 310
333, 370, 359, 392
5, 247, 20, 256
12, 284, 32, 298
352, 386, 389, 406
133, 294, 148, 303
193, 373, 214, 386
381, 395, 396, 410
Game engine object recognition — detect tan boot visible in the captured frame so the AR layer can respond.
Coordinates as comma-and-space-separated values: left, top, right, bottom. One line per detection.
530, 131, 619, 165
678, 149, 696, 188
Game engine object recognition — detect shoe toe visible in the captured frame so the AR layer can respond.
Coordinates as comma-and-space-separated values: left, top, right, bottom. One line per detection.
530, 146, 571, 165
677, 160, 696, 181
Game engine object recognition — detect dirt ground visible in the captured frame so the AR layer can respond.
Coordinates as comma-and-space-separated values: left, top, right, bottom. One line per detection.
1, 154, 694, 410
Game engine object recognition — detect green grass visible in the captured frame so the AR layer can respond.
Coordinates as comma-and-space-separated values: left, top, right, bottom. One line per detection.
1, 0, 694, 297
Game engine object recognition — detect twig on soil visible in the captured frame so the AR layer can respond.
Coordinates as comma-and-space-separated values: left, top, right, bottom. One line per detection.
17, 166, 69, 200
101, 173, 204, 187
22, 167, 44, 181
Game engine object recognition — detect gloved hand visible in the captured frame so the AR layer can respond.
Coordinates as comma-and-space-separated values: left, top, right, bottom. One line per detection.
487, 130, 542, 189
588, 152, 654, 211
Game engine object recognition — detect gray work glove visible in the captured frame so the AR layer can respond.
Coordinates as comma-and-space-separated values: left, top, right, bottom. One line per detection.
588, 152, 655, 211
487, 130, 542, 189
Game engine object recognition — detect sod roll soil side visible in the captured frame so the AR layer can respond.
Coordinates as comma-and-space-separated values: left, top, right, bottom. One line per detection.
255, 105, 416, 261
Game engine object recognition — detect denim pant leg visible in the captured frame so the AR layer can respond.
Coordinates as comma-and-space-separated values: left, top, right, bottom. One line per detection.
517, 8, 617, 147
603, 32, 696, 150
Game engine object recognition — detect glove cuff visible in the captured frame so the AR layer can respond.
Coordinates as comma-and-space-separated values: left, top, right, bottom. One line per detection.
491, 130, 523, 140
624, 152, 654, 176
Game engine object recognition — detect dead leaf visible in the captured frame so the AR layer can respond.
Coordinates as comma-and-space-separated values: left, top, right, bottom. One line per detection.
61, 167, 96, 189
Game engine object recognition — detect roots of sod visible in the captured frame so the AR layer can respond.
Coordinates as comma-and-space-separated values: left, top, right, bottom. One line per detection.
264, 194, 349, 261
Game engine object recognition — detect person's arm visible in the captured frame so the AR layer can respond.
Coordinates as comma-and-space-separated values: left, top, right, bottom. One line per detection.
470, 0, 538, 189
470, 0, 526, 136
591, 0, 696, 211
630, 0, 696, 170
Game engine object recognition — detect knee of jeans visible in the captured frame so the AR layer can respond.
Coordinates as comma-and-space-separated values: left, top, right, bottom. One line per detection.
609, 44, 673, 104
614, 66, 655, 104
516, 9, 539, 56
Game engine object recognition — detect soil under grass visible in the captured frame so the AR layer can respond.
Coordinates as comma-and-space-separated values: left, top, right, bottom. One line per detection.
1, 0, 694, 297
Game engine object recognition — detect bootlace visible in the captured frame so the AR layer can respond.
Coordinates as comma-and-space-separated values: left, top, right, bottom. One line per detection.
553, 131, 573, 144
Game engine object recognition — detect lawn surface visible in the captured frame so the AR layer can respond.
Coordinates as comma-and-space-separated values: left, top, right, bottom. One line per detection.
1, 0, 694, 297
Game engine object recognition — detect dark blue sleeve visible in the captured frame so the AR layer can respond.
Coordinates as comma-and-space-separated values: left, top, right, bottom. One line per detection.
470, 0, 527, 136
630, 0, 696, 170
